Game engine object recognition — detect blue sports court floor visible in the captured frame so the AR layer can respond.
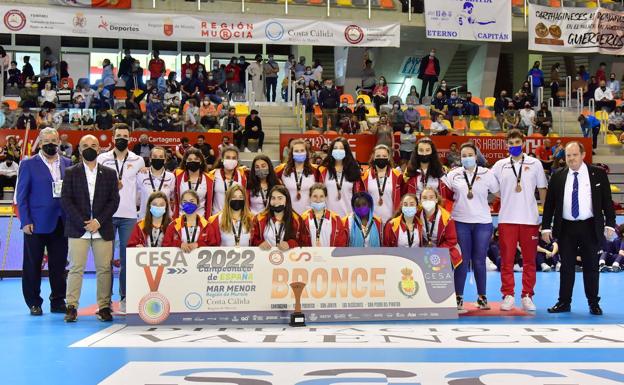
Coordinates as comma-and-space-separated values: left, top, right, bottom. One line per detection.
1, 272, 623, 385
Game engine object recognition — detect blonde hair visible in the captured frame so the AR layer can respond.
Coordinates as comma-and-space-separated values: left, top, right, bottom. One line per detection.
219, 184, 253, 234
420, 186, 443, 206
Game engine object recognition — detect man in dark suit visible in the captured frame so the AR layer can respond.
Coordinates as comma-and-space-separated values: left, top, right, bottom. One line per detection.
16, 127, 72, 316
60, 135, 120, 323
541, 141, 616, 315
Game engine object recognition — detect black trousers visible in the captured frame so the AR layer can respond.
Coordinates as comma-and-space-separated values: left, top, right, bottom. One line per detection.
419, 75, 437, 102
242, 130, 265, 149
0, 175, 16, 190
557, 219, 601, 305
22, 218, 68, 308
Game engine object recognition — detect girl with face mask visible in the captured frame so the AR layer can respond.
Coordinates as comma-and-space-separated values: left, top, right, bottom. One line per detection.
318, 137, 364, 217
382, 194, 421, 247
361, 145, 404, 223
251, 185, 309, 251
205, 185, 253, 247
136, 146, 176, 220
372, 76, 389, 113
445, 142, 499, 312
174, 148, 209, 218
205, 147, 247, 216
128, 191, 172, 248
163, 189, 210, 252
274, 139, 319, 215
345, 192, 383, 247
247, 154, 281, 215
300, 184, 348, 247
403, 138, 452, 203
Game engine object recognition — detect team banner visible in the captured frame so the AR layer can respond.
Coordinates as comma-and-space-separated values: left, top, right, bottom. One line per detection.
424, 0, 511, 42
0, 5, 399, 47
48, 0, 131, 9
126, 247, 458, 325
279, 133, 593, 164
529, 4, 624, 54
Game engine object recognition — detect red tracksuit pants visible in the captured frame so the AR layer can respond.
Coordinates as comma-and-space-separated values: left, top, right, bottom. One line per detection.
498, 223, 539, 298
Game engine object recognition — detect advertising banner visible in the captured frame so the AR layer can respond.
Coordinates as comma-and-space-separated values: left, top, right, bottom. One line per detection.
529, 4, 624, 54
279, 133, 593, 164
48, 0, 131, 9
424, 0, 511, 42
126, 247, 458, 325
0, 5, 400, 47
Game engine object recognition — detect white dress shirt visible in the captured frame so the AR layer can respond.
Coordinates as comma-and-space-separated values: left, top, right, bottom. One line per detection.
81, 163, 101, 239
0, 161, 18, 177
562, 163, 592, 221
594, 87, 614, 101
97, 150, 145, 219
39, 152, 61, 182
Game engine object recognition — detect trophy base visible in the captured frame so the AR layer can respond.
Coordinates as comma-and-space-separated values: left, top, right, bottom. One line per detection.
289, 312, 306, 327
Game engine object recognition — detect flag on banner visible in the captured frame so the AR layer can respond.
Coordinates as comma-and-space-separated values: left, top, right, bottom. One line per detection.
49, 0, 131, 9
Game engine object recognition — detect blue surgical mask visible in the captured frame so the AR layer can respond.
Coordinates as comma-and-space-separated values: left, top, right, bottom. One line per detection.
509, 145, 523, 157
182, 202, 198, 215
150, 205, 166, 218
311, 201, 326, 211
331, 149, 346, 160
293, 152, 307, 163
402, 206, 417, 218
461, 156, 476, 169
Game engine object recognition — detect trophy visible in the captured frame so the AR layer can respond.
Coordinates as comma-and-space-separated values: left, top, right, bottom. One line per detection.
289, 282, 306, 327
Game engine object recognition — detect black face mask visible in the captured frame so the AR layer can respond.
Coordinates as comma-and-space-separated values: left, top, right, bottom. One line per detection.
186, 161, 201, 172
6, 161, 13, 167
270, 204, 286, 213
417, 154, 432, 163
81, 147, 98, 162
42, 143, 58, 156
151, 158, 165, 170
374, 158, 389, 169
229, 199, 245, 211
115, 138, 129, 152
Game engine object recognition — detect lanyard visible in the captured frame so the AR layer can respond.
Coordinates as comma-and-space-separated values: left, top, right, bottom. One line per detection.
222, 169, 235, 193
150, 227, 162, 247
404, 219, 416, 247
462, 166, 478, 199
423, 208, 438, 246
149, 171, 166, 192
272, 220, 284, 244
232, 219, 243, 246
294, 170, 304, 200
335, 171, 345, 200
357, 216, 373, 241
114, 152, 128, 181
259, 188, 268, 207
183, 216, 198, 243
187, 172, 202, 192
375, 168, 388, 206
419, 168, 430, 191
312, 211, 325, 246
510, 156, 524, 193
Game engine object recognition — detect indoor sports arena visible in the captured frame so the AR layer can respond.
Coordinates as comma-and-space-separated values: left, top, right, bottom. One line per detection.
1, 0, 624, 384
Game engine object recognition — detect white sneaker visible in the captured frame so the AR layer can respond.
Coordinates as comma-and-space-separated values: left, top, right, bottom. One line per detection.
541, 263, 551, 272
513, 263, 523, 272
486, 259, 498, 271
244, 147, 251, 153
501, 295, 515, 311
521, 296, 536, 312
555, 262, 561, 272
118, 299, 126, 315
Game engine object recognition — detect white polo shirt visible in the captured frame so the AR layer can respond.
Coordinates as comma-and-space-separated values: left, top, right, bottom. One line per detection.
446, 166, 499, 224
136, 169, 176, 219
97, 150, 145, 219
492, 154, 548, 225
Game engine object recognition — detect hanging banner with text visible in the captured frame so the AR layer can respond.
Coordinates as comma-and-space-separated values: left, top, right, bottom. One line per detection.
126, 247, 457, 325
280, 133, 592, 164
529, 4, 624, 54
424, 0, 511, 42
48, 0, 131, 9
0, 5, 399, 47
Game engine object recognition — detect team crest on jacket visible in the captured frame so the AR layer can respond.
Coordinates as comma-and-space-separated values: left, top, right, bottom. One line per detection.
398, 267, 418, 298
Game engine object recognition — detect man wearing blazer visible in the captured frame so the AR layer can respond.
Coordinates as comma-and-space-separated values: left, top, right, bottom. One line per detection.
61, 135, 120, 323
541, 141, 616, 315
16, 127, 72, 316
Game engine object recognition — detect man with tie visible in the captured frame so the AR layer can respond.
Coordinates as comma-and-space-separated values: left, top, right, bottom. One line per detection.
16, 127, 72, 316
61, 135, 120, 322
541, 141, 616, 315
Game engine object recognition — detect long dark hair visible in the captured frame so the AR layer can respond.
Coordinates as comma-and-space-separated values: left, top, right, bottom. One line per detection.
406, 137, 444, 178
283, 139, 314, 177
181, 148, 207, 173
321, 137, 361, 182
261, 185, 296, 241
143, 191, 172, 238
249, 154, 280, 196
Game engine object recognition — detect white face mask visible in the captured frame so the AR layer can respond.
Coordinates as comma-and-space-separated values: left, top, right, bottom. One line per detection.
223, 159, 238, 170
421, 200, 437, 213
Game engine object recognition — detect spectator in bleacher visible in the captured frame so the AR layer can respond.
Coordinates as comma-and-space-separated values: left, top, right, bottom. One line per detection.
360, 59, 376, 95
249, 54, 265, 102
126, 93, 144, 126
294, 56, 306, 80
579, 65, 590, 81
263, 55, 279, 103
353, 97, 369, 124
22, 56, 35, 81
127, 60, 146, 94
372, 113, 393, 148
585, 76, 599, 105
1, 102, 16, 128
463, 92, 480, 119
578, 114, 601, 152
101, 57, 116, 92
318, 79, 340, 132
608, 73, 620, 98
212, 60, 226, 91
19, 79, 38, 108
4, 136, 21, 160
446, 90, 464, 125
405, 85, 420, 106
38, 59, 58, 90
519, 102, 536, 135
16, 107, 36, 130
311, 59, 322, 81
550, 63, 561, 106
59, 134, 72, 159
494, 90, 510, 128
147, 95, 164, 128
390, 100, 405, 132
595, 80, 616, 112
225, 57, 241, 94
93, 83, 111, 110
430, 90, 448, 122
0, 155, 18, 190
437, 79, 451, 99
181, 55, 193, 79
446, 142, 461, 168
337, 97, 352, 123
503, 101, 520, 132
536, 102, 553, 136
237, 55, 249, 91
152, 112, 170, 132
399, 124, 417, 169
165, 72, 180, 94
81, 110, 95, 130
595, 62, 607, 83
430, 113, 449, 136
527, 61, 544, 105
204, 72, 223, 105
372, 76, 388, 113
418, 49, 440, 104
95, 108, 113, 130
243, 109, 264, 152
571, 73, 587, 103
404, 103, 421, 132
118, 49, 134, 82
7, 60, 21, 87
308, 79, 320, 100
222, 106, 242, 134
302, 66, 314, 85
535, 138, 554, 172
131, 134, 153, 167
181, 68, 200, 106
340, 114, 360, 135
301, 89, 317, 131
148, 50, 165, 80
40, 80, 57, 109
193, 54, 207, 77
608, 106, 624, 131
518, 81, 534, 107
184, 99, 200, 131
163, 84, 178, 108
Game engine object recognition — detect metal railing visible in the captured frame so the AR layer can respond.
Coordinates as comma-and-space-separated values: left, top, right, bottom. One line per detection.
589, 98, 595, 116
576, 88, 584, 116
565, 76, 572, 108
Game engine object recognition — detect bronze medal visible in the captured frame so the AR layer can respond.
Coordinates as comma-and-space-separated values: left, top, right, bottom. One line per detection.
467, 190, 474, 199
427, 241, 433, 247
515, 183, 522, 193
296, 191, 301, 201
378, 198, 383, 206
316, 239, 321, 247
117, 180, 123, 189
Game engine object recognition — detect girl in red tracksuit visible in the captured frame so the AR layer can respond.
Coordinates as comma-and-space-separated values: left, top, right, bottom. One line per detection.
300, 183, 348, 247
128, 191, 172, 248
382, 194, 422, 247
205, 184, 254, 247
250, 185, 310, 250
173, 148, 210, 218
163, 189, 209, 252
361, 144, 404, 224
402, 138, 453, 205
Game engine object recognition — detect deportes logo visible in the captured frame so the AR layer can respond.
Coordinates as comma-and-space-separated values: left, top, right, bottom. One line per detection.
184, 292, 203, 311
265, 21, 284, 41
425, 252, 449, 272
344, 25, 364, 44
398, 267, 418, 298
138, 292, 171, 324
4, 10, 26, 32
